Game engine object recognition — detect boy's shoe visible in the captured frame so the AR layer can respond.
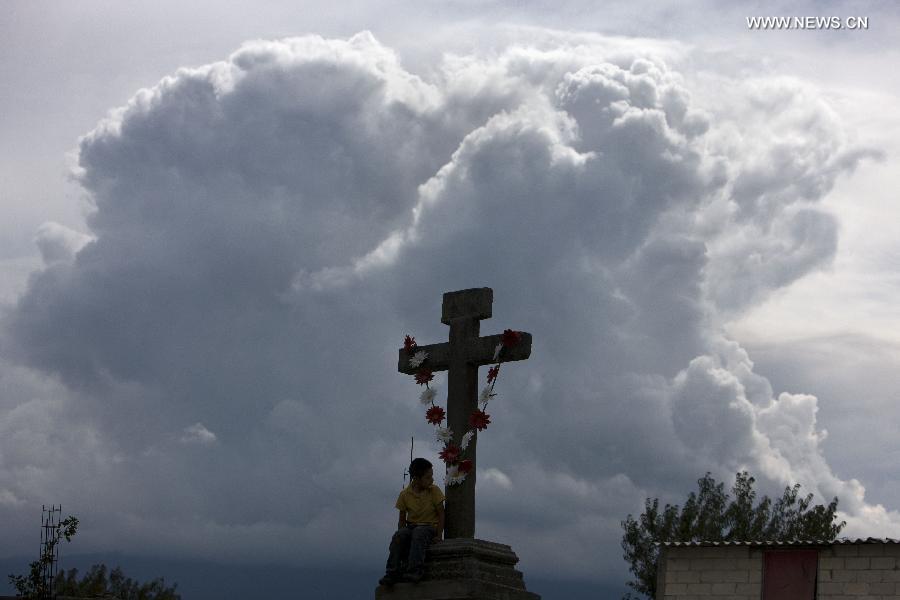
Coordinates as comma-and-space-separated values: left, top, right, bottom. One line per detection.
400, 569, 424, 583
378, 573, 398, 586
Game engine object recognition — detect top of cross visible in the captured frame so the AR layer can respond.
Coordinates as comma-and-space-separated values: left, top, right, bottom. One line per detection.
440, 287, 492, 324
398, 288, 531, 374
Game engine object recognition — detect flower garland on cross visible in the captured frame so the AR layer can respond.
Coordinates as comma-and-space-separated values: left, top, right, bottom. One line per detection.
403, 329, 523, 486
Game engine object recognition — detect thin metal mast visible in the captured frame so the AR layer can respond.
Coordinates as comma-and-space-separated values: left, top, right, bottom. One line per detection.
402, 436, 414, 488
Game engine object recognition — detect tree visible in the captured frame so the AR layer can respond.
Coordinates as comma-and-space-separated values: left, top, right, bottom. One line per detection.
8, 515, 79, 600
54, 564, 181, 600
620, 471, 846, 599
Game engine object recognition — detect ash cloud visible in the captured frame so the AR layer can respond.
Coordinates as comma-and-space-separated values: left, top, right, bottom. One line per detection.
0, 30, 894, 581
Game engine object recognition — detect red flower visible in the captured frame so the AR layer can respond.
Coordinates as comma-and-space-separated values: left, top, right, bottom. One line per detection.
426, 405, 445, 425
487, 365, 500, 383
501, 329, 522, 348
404, 335, 417, 352
439, 444, 460, 464
458, 459, 473, 474
415, 369, 434, 385
469, 409, 491, 431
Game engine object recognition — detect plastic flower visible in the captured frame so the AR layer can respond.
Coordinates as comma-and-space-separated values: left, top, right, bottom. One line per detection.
435, 426, 453, 444
439, 444, 461, 464
426, 405, 445, 425
479, 386, 493, 408
501, 329, 522, 347
415, 369, 434, 385
409, 350, 428, 368
404, 335, 417, 351
420, 387, 438, 405
447, 471, 467, 485
469, 409, 491, 431
445, 464, 466, 486
458, 459, 473, 474
492, 343, 503, 361
460, 429, 475, 450
487, 365, 500, 384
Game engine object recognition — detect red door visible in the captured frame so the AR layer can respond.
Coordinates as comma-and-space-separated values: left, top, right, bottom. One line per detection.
763, 550, 818, 600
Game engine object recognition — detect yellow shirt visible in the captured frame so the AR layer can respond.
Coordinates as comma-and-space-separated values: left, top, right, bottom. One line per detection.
395, 483, 445, 525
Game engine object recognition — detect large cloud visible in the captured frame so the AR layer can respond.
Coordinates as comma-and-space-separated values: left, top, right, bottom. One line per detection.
1, 30, 894, 584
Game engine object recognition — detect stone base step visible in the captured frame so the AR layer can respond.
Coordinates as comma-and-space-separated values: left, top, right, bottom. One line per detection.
375, 538, 541, 600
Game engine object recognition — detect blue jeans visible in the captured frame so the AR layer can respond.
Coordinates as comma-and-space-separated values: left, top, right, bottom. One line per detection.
385, 524, 435, 575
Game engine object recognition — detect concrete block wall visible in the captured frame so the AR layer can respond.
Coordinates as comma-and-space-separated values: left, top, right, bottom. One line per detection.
659, 546, 762, 600
818, 543, 900, 598
658, 543, 900, 600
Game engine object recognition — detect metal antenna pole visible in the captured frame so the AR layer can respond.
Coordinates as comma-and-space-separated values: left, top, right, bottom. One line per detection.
39, 505, 54, 600
402, 436, 414, 488
34, 504, 64, 600
39, 505, 46, 594
51, 505, 60, 600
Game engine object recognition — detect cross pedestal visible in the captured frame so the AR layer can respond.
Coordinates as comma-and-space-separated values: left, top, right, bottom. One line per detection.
375, 538, 540, 600
379, 288, 540, 600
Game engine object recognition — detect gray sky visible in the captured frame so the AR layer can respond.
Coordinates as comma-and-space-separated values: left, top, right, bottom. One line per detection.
1, 1, 899, 596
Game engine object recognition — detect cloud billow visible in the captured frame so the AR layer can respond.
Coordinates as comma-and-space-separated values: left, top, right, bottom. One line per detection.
0, 30, 893, 580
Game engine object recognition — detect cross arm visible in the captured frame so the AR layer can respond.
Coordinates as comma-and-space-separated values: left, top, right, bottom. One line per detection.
466, 332, 533, 367
398, 342, 451, 374
397, 332, 532, 375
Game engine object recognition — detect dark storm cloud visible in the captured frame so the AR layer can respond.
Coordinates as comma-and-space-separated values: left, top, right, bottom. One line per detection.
2, 30, 895, 579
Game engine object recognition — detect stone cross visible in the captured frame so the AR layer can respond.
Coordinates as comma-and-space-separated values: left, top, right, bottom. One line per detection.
398, 288, 532, 539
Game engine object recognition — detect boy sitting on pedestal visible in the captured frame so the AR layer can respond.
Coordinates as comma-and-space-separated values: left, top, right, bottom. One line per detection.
379, 458, 445, 585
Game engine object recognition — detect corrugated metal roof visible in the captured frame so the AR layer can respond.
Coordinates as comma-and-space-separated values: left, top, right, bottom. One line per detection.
660, 537, 900, 547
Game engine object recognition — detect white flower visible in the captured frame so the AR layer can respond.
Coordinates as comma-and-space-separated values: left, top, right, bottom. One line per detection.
444, 465, 467, 486
479, 386, 493, 408
409, 350, 428, 368
444, 464, 458, 483
435, 426, 453, 444
492, 343, 503, 361
448, 472, 468, 486
460, 429, 475, 450
420, 387, 438, 405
